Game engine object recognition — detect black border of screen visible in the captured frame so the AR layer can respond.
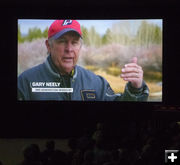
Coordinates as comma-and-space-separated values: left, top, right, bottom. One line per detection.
1, 2, 180, 137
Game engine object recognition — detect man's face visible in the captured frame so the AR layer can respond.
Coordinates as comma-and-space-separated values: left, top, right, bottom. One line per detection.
46, 31, 81, 75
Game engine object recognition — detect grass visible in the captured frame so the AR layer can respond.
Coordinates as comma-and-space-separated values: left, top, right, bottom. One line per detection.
105, 66, 122, 76
92, 68, 162, 98
144, 71, 162, 82
94, 69, 126, 93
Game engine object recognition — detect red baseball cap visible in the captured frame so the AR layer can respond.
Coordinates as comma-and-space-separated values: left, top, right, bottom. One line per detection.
48, 20, 82, 39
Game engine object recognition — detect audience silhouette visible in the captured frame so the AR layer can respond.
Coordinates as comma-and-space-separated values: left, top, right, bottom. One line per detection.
41, 140, 55, 165
18, 143, 41, 165
13, 121, 180, 165
41, 140, 67, 165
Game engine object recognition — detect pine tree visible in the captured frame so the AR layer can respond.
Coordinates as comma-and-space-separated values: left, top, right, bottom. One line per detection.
26, 27, 42, 42
42, 27, 48, 38
88, 26, 101, 47
18, 24, 24, 43
136, 21, 162, 47
102, 28, 113, 45
81, 26, 89, 46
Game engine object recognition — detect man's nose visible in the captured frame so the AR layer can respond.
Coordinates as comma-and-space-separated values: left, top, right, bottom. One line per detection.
65, 42, 73, 51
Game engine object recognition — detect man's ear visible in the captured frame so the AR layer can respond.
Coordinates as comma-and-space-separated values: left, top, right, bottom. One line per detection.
45, 40, 51, 54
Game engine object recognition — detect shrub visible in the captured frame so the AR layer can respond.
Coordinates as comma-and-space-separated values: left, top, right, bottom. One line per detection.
106, 66, 122, 76
18, 38, 47, 75
85, 65, 99, 72
144, 71, 162, 82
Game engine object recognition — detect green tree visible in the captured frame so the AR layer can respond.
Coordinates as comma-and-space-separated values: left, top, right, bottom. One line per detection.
136, 21, 148, 46
81, 26, 89, 46
102, 28, 113, 45
42, 27, 48, 38
87, 26, 102, 47
18, 24, 25, 43
136, 21, 162, 47
26, 27, 42, 42
153, 26, 162, 44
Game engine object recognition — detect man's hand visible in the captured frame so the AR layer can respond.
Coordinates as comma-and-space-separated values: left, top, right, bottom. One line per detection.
120, 57, 143, 88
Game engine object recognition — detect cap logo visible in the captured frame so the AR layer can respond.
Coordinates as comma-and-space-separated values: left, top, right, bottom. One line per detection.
62, 20, 73, 26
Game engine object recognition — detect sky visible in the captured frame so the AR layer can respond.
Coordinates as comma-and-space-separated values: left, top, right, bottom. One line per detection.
18, 19, 162, 36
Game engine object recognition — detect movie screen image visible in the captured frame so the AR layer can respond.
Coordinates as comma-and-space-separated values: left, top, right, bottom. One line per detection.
17, 19, 162, 101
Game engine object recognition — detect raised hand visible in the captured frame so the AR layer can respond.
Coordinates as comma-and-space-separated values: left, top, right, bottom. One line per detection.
120, 57, 143, 88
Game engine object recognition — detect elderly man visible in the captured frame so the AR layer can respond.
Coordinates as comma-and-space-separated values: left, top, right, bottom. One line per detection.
18, 20, 149, 101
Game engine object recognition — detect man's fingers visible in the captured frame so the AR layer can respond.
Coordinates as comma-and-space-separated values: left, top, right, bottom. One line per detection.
120, 57, 144, 88
122, 77, 143, 88
121, 72, 141, 78
121, 77, 139, 82
122, 67, 142, 73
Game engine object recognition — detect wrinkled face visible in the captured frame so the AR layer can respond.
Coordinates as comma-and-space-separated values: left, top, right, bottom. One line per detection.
46, 31, 82, 75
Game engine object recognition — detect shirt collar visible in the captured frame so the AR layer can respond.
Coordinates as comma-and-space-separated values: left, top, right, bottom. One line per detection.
47, 54, 76, 78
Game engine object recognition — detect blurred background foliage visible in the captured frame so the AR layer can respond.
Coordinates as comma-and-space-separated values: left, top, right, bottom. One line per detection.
18, 25, 48, 43
18, 20, 162, 101
18, 20, 162, 47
